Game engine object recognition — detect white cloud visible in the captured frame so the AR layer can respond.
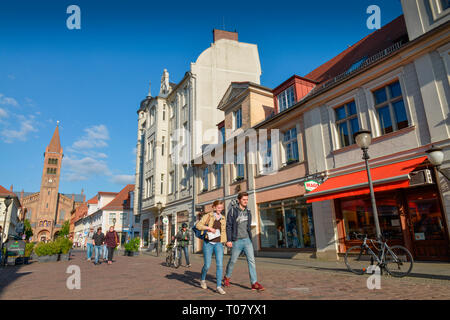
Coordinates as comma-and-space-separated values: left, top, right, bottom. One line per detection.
111, 174, 135, 185
72, 124, 109, 149
0, 108, 8, 119
63, 156, 111, 182
1, 114, 38, 143
7, 75, 15, 80
0, 93, 19, 107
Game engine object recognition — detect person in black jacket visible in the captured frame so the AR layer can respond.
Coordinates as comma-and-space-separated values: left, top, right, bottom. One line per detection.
223, 192, 265, 291
93, 227, 105, 265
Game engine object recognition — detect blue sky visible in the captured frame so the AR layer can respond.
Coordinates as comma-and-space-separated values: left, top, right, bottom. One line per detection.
0, 0, 403, 199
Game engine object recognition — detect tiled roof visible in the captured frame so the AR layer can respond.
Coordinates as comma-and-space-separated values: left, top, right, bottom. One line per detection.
0, 185, 17, 197
87, 195, 98, 204
73, 203, 88, 222
305, 15, 408, 84
62, 193, 85, 203
101, 185, 134, 211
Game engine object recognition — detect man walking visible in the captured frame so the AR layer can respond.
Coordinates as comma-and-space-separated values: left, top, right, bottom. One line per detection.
86, 227, 95, 261
175, 223, 191, 267
223, 192, 265, 291
93, 227, 105, 265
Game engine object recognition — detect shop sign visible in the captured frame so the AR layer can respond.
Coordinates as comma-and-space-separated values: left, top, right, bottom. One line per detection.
162, 217, 169, 225
304, 180, 320, 192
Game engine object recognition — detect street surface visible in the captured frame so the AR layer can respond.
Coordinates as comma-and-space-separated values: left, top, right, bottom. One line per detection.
0, 250, 449, 300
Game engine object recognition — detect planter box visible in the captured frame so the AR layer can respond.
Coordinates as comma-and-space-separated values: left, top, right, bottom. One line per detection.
59, 253, 70, 261
37, 254, 58, 263
36, 255, 50, 263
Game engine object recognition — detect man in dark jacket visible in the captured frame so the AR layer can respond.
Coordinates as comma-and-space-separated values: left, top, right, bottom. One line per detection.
93, 227, 105, 265
223, 192, 265, 291
175, 223, 191, 267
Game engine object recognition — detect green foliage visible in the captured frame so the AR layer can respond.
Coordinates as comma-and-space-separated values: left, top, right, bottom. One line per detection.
55, 237, 73, 254
24, 219, 33, 240
34, 238, 73, 256
24, 242, 35, 257
125, 237, 140, 252
34, 242, 52, 256
58, 221, 70, 238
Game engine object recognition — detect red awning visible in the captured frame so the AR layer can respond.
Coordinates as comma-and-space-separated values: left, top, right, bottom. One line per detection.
306, 156, 427, 203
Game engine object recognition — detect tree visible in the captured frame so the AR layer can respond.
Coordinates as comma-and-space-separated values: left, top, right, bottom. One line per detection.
58, 220, 70, 238
24, 219, 33, 240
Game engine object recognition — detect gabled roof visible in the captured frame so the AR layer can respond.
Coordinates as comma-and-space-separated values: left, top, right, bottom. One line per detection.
87, 195, 98, 204
305, 15, 408, 84
217, 82, 272, 111
101, 185, 134, 211
0, 185, 17, 197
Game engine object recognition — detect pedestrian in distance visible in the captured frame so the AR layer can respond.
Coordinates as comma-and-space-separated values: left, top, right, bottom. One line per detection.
196, 200, 228, 295
223, 192, 265, 291
86, 227, 95, 261
105, 226, 119, 265
93, 227, 105, 265
102, 239, 108, 262
175, 223, 191, 267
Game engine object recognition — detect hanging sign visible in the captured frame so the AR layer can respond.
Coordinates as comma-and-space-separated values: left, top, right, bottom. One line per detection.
162, 217, 169, 225
304, 180, 320, 192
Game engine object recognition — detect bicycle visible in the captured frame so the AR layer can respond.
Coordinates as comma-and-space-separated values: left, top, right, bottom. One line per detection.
344, 232, 413, 277
165, 238, 181, 269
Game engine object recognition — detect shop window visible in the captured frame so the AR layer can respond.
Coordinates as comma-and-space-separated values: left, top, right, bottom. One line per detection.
407, 191, 446, 241
335, 101, 359, 148
259, 199, 315, 249
340, 195, 403, 241
373, 81, 408, 135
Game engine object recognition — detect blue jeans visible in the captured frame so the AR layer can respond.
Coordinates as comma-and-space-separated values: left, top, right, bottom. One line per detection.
86, 243, 93, 260
178, 246, 190, 265
102, 245, 108, 259
201, 241, 224, 288
225, 237, 257, 284
94, 245, 102, 264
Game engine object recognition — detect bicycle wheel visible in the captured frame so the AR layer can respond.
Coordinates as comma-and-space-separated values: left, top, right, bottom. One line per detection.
384, 245, 413, 277
173, 249, 180, 269
345, 245, 376, 275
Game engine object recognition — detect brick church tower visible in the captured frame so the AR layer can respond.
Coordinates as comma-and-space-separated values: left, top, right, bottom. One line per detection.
37, 123, 63, 239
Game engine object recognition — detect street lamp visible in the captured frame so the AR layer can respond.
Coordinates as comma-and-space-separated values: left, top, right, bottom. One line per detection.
354, 130, 382, 241
1, 196, 13, 264
156, 201, 162, 257
426, 146, 450, 180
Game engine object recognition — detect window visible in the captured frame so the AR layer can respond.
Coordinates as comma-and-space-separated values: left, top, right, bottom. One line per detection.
150, 176, 154, 196
181, 165, 188, 188
283, 127, 299, 164
373, 81, 408, 135
335, 101, 360, 148
150, 107, 155, 126
109, 213, 116, 225
59, 210, 65, 222
235, 152, 245, 180
430, 0, 450, 20
277, 86, 296, 112
219, 127, 225, 144
201, 167, 209, 192
26, 209, 31, 220
169, 172, 174, 194
48, 158, 58, 165
47, 168, 57, 175
347, 57, 367, 73
214, 163, 222, 188
161, 174, 164, 194
233, 108, 242, 129
163, 105, 166, 121
135, 215, 140, 224
170, 104, 174, 118
261, 138, 272, 173
161, 136, 165, 156
120, 212, 127, 222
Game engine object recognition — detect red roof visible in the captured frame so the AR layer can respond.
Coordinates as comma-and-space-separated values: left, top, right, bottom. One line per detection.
306, 157, 427, 203
0, 185, 17, 197
72, 203, 88, 222
87, 195, 98, 204
305, 15, 407, 84
101, 185, 134, 211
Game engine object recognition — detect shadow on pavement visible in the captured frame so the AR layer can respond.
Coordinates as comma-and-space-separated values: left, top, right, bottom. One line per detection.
165, 270, 252, 290
0, 263, 33, 297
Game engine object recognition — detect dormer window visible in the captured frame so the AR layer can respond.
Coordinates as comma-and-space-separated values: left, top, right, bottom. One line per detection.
277, 86, 296, 112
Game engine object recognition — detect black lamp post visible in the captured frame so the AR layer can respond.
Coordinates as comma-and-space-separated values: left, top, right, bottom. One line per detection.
426, 146, 449, 180
354, 130, 382, 241
156, 202, 162, 257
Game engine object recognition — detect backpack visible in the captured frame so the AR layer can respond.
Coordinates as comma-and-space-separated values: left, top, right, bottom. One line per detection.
192, 214, 211, 240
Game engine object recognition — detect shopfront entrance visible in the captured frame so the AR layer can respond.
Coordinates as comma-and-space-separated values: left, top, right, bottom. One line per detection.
335, 186, 450, 261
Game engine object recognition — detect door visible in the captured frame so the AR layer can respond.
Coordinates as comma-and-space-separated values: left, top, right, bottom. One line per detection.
406, 189, 450, 261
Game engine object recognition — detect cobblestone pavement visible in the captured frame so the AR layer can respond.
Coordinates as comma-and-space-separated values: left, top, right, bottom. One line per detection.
0, 250, 449, 300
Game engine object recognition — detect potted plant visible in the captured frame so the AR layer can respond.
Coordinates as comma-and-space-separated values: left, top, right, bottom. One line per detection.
124, 241, 133, 256
57, 237, 72, 261
34, 242, 51, 262
47, 241, 59, 262
24, 242, 35, 264
235, 176, 244, 182
286, 158, 298, 165
124, 237, 140, 256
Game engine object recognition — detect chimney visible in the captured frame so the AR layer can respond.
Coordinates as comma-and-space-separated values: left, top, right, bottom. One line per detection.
10, 185, 13, 192
213, 29, 238, 43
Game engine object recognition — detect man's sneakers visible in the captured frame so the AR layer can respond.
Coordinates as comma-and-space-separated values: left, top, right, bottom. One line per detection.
200, 280, 207, 289
216, 287, 226, 295
251, 282, 265, 291
186, 264, 191, 268
222, 276, 230, 287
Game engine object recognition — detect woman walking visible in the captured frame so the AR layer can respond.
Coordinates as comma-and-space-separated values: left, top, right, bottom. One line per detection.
196, 200, 227, 295
105, 226, 119, 265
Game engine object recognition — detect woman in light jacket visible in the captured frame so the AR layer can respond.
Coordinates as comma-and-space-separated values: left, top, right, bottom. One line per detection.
196, 200, 227, 295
